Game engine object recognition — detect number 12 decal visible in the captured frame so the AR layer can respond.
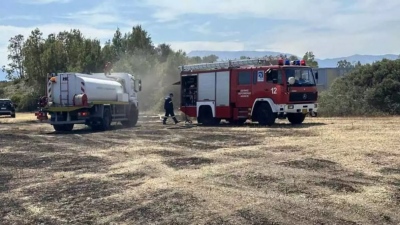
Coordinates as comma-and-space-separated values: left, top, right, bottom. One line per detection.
271, 87, 277, 94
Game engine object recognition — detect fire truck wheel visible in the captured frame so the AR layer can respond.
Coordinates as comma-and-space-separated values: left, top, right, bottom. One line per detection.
53, 124, 74, 132
287, 113, 306, 125
257, 103, 275, 126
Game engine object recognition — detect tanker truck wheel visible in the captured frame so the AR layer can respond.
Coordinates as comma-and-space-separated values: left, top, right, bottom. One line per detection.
91, 107, 112, 131
121, 105, 138, 128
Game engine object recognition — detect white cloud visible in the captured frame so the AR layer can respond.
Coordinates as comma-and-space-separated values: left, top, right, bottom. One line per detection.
168, 41, 246, 52
141, 0, 400, 58
191, 22, 211, 35
59, 1, 146, 26
142, 0, 341, 22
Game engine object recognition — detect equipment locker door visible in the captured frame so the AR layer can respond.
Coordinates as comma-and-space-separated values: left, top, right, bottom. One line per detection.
234, 69, 252, 108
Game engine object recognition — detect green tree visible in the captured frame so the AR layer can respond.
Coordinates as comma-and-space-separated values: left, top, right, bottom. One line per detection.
303, 51, 318, 68
2, 34, 25, 80
201, 54, 219, 63
319, 58, 400, 116
155, 43, 173, 63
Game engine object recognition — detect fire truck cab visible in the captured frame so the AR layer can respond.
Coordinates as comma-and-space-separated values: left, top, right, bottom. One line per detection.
176, 57, 319, 126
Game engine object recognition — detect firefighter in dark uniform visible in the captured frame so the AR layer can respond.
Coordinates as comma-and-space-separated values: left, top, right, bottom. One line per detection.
163, 93, 179, 124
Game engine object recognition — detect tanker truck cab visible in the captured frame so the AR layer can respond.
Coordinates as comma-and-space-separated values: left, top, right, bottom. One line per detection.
35, 72, 142, 132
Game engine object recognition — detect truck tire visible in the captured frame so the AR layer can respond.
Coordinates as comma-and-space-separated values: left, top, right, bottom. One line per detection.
91, 107, 112, 131
121, 105, 138, 127
287, 113, 306, 125
100, 107, 112, 131
257, 103, 275, 126
11, 113, 15, 118
53, 124, 74, 132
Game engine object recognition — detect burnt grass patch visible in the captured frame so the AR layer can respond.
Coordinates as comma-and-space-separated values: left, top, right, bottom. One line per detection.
195, 134, 263, 147
0, 134, 70, 153
0, 152, 110, 173
0, 172, 13, 192
0, 152, 65, 169
224, 150, 267, 159
267, 129, 318, 137
236, 209, 279, 225
110, 171, 147, 180
151, 149, 185, 157
315, 178, 359, 193
278, 158, 340, 172
26, 178, 125, 223
216, 171, 313, 196
171, 133, 263, 151
136, 149, 186, 158
118, 189, 201, 224
270, 145, 303, 153
164, 157, 214, 170
49, 155, 111, 173
134, 129, 172, 140
0, 197, 27, 221
380, 166, 400, 175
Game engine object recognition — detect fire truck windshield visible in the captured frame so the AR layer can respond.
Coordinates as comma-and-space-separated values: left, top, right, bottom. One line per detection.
284, 67, 316, 87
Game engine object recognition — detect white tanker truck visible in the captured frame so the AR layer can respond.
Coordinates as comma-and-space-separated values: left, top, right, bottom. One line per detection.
35, 71, 142, 132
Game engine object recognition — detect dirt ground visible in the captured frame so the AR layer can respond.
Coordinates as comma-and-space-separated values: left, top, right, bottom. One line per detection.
0, 113, 399, 225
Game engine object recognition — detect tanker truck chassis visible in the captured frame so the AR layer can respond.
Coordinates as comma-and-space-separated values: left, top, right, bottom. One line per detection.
35, 72, 141, 132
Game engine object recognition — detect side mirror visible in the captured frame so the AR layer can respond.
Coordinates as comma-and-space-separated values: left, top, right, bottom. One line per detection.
138, 79, 142, 91
288, 77, 295, 85
315, 71, 319, 80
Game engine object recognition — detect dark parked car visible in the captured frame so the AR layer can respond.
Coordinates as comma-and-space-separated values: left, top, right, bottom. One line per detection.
0, 99, 16, 118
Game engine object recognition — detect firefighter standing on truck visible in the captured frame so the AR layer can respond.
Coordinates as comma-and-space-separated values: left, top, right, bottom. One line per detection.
163, 93, 179, 124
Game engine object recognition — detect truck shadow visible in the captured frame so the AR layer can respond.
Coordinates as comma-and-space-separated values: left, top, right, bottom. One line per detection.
172, 122, 327, 129
198, 123, 327, 129
46, 124, 142, 135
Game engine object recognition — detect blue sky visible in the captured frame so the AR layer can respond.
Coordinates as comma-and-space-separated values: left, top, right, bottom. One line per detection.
1, 0, 400, 80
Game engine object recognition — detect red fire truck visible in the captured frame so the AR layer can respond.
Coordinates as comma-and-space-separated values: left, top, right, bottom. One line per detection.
175, 57, 319, 126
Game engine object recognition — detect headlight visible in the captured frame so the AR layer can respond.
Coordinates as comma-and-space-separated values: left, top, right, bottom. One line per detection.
288, 105, 294, 109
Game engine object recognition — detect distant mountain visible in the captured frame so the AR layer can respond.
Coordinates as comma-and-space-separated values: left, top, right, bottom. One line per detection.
187, 51, 399, 68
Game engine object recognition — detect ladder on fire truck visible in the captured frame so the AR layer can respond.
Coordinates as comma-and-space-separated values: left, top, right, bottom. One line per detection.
179, 57, 278, 72
59, 74, 70, 106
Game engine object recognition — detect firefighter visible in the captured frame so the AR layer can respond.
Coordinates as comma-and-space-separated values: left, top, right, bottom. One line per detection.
163, 93, 179, 124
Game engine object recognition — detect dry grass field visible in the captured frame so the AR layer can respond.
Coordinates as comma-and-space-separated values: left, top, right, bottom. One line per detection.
1, 113, 400, 224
